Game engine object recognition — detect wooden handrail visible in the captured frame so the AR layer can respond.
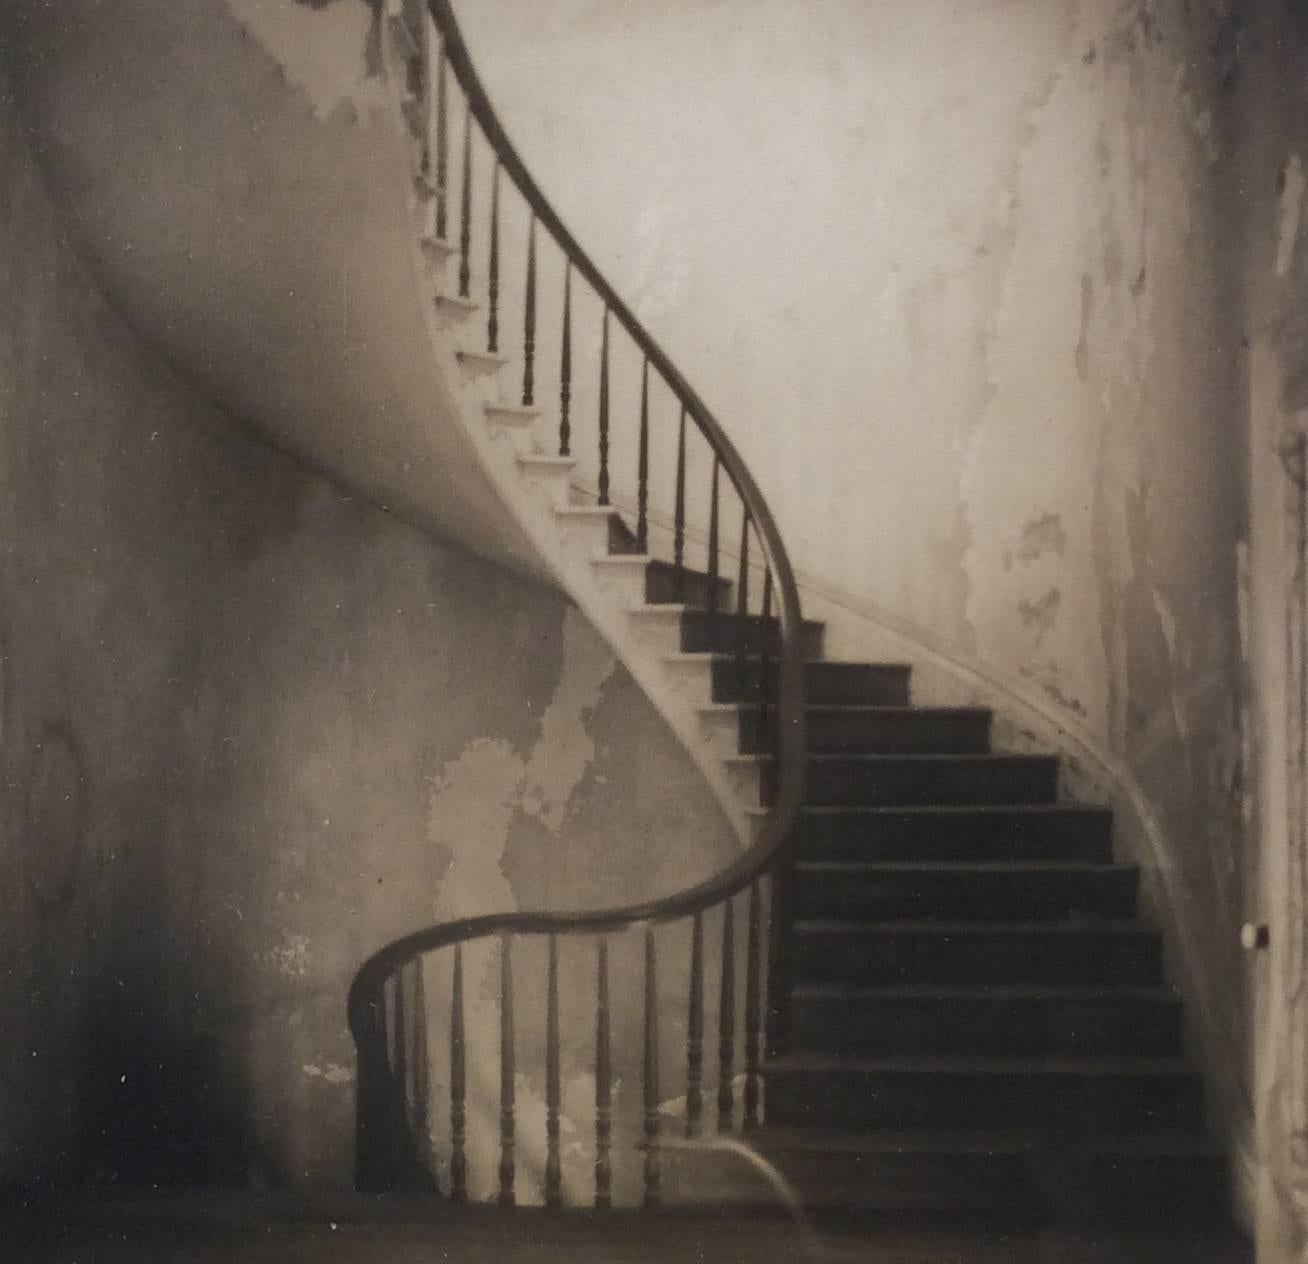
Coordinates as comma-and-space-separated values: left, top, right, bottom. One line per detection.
351, 0, 808, 1190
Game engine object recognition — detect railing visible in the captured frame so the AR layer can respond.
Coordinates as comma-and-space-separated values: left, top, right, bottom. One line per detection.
347, 0, 808, 1204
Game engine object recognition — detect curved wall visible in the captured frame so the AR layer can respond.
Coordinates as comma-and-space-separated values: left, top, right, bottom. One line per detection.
0, 53, 735, 1192
2, 0, 543, 579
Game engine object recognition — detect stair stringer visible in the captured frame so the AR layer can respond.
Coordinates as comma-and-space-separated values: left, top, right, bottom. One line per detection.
376, 18, 762, 851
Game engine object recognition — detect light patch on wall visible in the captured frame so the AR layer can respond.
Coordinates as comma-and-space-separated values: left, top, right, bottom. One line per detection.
268, 931, 311, 978
223, 0, 388, 123
302, 1061, 354, 1085
426, 738, 520, 920
420, 626, 615, 1204
1276, 155, 1305, 277
519, 609, 612, 831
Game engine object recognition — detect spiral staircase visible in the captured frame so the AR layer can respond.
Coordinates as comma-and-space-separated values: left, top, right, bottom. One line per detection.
6, 0, 1232, 1227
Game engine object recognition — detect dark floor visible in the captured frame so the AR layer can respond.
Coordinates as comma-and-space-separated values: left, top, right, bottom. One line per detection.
0, 1193, 1254, 1264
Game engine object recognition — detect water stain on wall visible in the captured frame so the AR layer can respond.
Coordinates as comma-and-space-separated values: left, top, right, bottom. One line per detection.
224, 0, 387, 122
25, 723, 89, 913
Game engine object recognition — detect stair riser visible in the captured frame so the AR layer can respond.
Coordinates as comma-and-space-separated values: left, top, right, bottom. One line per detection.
739, 709, 991, 755
787, 997, 1183, 1058
660, 1145, 1229, 1222
794, 810, 1113, 863
645, 562, 731, 608
712, 661, 910, 706
791, 930, 1164, 987
679, 612, 825, 659
765, 1069, 1206, 1133
793, 868, 1139, 921
768, 758, 1059, 807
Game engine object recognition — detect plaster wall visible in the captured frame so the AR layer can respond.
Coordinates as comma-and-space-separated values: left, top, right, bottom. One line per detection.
1233, 5, 1308, 1256
0, 61, 735, 1194
1, 0, 545, 581
454, 0, 1253, 1178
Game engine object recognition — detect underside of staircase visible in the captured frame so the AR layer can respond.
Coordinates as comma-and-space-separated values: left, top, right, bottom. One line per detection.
663, 579, 1227, 1222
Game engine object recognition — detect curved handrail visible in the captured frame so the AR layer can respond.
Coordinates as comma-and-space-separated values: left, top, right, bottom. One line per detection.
349, 0, 808, 1184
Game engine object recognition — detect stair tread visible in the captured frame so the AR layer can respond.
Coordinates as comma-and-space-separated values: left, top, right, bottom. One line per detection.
794, 917, 1147, 934
517, 454, 576, 467
790, 983, 1178, 1001
793, 803, 1108, 815
768, 1053, 1194, 1076
670, 653, 907, 668
737, 752, 1055, 765
727, 1127, 1222, 1157
795, 860, 1134, 873
757, 704, 989, 716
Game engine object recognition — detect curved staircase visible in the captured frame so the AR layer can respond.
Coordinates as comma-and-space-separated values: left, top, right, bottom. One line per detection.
342, 0, 1233, 1225
5, 0, 1232, 1227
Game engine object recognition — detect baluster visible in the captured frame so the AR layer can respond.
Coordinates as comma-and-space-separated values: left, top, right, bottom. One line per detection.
595, 936, 612, 1208
718, 896, 736, 1132
744, 881, 763, 1129
559, 263, 572, 456
416, 12, 433, 187
391, 971, 408, 1121
458, 104, 472, 298
760, 566, 775, 750
598, 308, 611, 506
541, 934, 561, 1209
410, 958, 430, 1154
498, 934, 516, 1206
523, 215, 537, 406
735, 508, 752, 698
685, 911, 704, 1137
643, 926, 661, 1207
434, 48, 448, 239
637, 358, 650, 552
450, 944, 467, 1201
707, 457, 721, 616
673, 408, 687, 597
487, 160, 500, 352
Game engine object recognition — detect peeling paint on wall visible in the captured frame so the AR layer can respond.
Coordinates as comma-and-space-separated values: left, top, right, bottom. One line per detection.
1276, 155, 1305, 277
223, 0, 387, 122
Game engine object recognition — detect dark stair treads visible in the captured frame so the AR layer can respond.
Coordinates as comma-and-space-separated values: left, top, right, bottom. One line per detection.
763, 753, 1060, 807
644, 559, 732, 607
712, 658, 911, 706
791, 920, 1165, 987
738, 705, 992, 755
792, 861, 1139, 921
679, 610, 826, 658
786, 984, 1183, 1058
660, 1128, 1230, 1222
791, 805, 1113, 863
764, 1055, 1206, 1133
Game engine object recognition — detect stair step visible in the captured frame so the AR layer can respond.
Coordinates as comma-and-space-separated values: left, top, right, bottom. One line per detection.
740, 705, 991, 755
760, 753, 1060, 807
764, 1054, 1206, 1133
455, 348, 508, 377
419, 234, 460, 266
678, 610, 825, 658
791, 919, 1164, 986
644, 559, 732, 607
660, 1128, 1229, 1222
712, 658, 911, 706
793, 861, 1139, 921
786, 984, 1182, 1057
790, 804, 1113, 862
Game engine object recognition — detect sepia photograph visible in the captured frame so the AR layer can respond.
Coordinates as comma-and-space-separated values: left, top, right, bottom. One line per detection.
0, 0, 1298, 1259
